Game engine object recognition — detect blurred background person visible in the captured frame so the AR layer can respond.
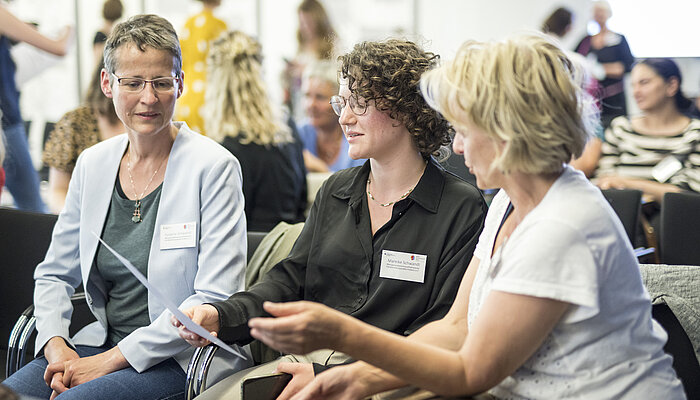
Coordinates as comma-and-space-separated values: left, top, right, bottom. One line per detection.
541, 6, 603, 178
205, 30, 307, 232
92, 0, 123, 64
575, 0, 634, 129
299, 60, 364, 172
175, 0, 227, 135
42, 59, 124, 214
0, 5, 72, 212
0, 127, 5, 198
283, 0, 337, 122
597, 58, 699, 242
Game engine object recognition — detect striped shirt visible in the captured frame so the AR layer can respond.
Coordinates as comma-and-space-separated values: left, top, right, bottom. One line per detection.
599, 116, 700, 193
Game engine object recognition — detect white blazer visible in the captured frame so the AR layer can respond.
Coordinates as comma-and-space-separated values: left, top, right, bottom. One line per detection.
33, 122, 253, 381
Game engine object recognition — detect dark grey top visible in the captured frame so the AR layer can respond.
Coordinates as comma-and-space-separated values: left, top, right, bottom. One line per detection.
95, 178, 162, 346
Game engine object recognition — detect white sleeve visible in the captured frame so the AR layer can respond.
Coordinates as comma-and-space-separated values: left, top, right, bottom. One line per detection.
473, 189, 508, 262
492, 219, 599, 323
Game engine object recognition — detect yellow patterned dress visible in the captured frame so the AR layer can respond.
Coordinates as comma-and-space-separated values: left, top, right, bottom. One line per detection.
176, 9, 226, 135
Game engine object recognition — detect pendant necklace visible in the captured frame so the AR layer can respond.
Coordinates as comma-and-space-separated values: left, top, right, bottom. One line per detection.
366, 176, 415, 207
126, 149, 165, 223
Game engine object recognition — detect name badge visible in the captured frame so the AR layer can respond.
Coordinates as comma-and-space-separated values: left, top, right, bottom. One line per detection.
379, 250, 427, 283
160, 222, 197, 250
652, 155, 683, 183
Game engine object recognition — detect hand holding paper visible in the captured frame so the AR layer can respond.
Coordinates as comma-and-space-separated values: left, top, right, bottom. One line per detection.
92, 232, 247, 360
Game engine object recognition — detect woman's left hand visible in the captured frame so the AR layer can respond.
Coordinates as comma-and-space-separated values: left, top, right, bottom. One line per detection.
597, 175, 632, 190
248, 301, 350, 355
45, 346, 129, 391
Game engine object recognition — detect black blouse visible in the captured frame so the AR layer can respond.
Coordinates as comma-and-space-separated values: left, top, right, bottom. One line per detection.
212, 158, 487, 346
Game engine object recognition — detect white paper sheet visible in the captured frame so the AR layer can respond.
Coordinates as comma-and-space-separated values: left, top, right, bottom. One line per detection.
92, 232, 247, 360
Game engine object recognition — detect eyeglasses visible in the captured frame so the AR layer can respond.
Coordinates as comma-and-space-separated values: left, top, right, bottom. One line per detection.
329, 95, 373, 117
112, 73, 178, 94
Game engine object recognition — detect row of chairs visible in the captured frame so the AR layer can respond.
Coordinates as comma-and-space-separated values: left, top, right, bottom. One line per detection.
601, 190, 700, 266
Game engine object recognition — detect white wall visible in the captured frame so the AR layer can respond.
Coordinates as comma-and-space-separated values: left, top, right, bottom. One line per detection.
7, 0, 700, 167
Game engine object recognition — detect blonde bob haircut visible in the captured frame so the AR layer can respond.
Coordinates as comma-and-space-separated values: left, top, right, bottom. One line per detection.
205, 31, 291, 145
420, 34, 597, 175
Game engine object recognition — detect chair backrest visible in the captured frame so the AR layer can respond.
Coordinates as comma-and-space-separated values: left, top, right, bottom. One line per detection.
600, 188, 642, 246
652, 302, 700, 399
246, 231, 268, 263
0, 208, 57, 350
660, 192, 700, 265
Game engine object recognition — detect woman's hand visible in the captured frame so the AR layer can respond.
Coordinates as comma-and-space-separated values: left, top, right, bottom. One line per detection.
275, 362, 315, 400
248, 301, 350, 355
290, 364, 368, 400
171, 304, 220, 347
42, 337, 79, 397
303, 150, 330, 173
45, 347, 128, 392
597, 174, 632, 190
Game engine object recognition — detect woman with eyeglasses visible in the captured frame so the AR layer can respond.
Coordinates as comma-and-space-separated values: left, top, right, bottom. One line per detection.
2, 15, 252, 400
298, 60, 364, 172
172, 39, 486, 399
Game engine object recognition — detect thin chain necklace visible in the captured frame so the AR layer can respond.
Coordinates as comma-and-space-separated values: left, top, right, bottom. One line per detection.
366, 176, 415, 208
126, 149, 166, 223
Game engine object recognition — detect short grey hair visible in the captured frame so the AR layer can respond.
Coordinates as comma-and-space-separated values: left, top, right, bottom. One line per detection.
302, 60, 340, 93
103, 14, 182, 76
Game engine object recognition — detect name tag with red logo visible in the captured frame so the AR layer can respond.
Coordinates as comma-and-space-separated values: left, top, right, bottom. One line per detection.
160, 222, 197, 250
380, 249, 427, 283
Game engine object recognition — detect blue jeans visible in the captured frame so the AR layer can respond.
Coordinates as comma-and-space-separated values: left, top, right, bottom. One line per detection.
2, 345, 186, 400
2, 122, 46, 212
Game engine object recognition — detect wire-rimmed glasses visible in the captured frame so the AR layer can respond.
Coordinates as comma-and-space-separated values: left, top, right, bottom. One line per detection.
112, 73, 178, 94
329, 94, 373, 117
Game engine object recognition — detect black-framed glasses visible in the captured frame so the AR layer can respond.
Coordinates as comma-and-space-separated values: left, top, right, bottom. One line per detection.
329, 94, 373, 117
112, 73, 178, 94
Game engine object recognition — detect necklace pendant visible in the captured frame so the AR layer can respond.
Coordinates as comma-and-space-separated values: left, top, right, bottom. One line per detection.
132, 200, 142, 223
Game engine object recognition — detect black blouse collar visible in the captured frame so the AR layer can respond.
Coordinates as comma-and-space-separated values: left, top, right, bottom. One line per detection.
332, 157, 445, 214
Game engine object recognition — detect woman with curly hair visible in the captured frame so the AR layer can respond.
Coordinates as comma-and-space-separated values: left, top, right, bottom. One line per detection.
174, 39, 486, 400
205, 31, 307, 231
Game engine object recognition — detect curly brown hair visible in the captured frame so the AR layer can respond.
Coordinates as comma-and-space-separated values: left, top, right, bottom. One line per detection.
338, 39, 452, 158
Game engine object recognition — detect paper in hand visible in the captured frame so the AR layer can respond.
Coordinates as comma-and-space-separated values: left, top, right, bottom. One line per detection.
92, 231, 247, 360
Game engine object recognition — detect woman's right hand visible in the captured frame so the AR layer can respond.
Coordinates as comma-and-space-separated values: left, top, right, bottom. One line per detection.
290, 364, 369, 400
171, 304, 221, 347
42, 337, 79, 396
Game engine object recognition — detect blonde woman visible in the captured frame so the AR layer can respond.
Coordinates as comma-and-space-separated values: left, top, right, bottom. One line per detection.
205, 31, 307, 231
247, 34, 685, 399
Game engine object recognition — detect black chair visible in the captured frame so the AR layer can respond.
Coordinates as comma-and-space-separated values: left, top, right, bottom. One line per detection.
0, 209, 57, 351
246, 232, 267, 263
0, 208, 57, 379
660, 192, 700, 266
600, 188, 642, 247
652, 303, 700, 399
